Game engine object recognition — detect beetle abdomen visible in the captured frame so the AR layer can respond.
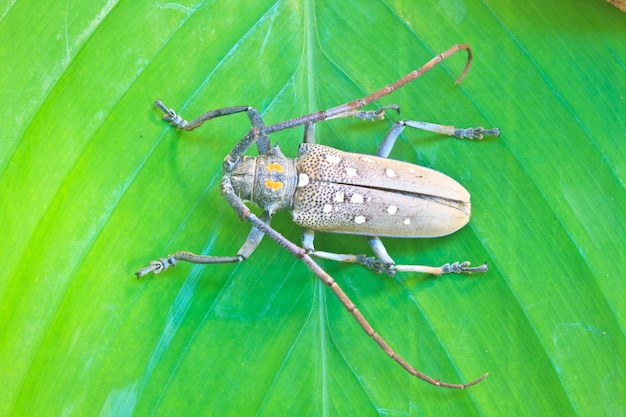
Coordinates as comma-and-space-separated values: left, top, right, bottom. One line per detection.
292, 143, 471, 238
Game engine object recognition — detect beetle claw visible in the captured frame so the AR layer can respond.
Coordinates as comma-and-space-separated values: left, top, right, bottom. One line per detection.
442, 261, 488, 274
136, 256, 177, 278
357, 255, 385, 273
372, 104, 400, 120
155, 99, 188, 128
454, 126, 500, 140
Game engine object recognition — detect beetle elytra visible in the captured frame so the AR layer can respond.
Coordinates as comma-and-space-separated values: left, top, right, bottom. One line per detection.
137, 44, 499, 389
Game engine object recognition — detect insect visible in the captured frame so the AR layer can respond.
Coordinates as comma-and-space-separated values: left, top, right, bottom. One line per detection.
137, 44, 499, 389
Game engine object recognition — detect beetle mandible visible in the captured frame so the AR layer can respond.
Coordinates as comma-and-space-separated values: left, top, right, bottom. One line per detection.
137, 44, 499, 389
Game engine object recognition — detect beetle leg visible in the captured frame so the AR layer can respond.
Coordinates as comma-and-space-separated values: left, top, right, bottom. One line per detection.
302, 229, 391, 274
377, 119, 499, 158
366, 230, 487, 277
301, 228, 316, 251
304, 230, 484, 278
307, 250, 393, 276
367, 237, 396, 277
302, 228, 362, 264
154, 100, 272, 154
399, 120, 500, 140
393, 261, 488, 276
325, 104, 400, 121
303, 122, 316, 144
136, 213, 271, 278
364, 238, 488, 277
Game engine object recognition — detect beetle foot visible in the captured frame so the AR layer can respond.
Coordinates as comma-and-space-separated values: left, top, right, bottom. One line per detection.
356, 255, 385, 273
355, 255, 395, 277
136, 255, 177, 278
328, 105, 400, 121
365, 104, 401, 121
442, 261, 488, 274
454, 126, 500, 140
155, 99, 189, 129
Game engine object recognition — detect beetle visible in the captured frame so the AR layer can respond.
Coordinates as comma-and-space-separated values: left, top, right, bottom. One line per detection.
137, 44, 499, 389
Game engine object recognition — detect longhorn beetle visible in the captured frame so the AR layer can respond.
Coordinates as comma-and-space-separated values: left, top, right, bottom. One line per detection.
137, 44, 499, 389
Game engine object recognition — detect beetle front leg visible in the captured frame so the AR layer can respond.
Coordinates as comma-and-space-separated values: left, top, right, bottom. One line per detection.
135, 252, 242, 277
136, 213, 271, 278
154, 100, 272, 154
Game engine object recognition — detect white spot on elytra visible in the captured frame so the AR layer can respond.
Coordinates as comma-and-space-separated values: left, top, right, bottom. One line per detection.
350, 193, 363, 203
354, 215, 366, 224
334, 192, 344, 203
323, 204, 333, 213
404, 218, 411, 225
386, 168, 396, 177
361, 157, 374, 163
346, 167, 357, 177
325, 154, 341, 164
408, 168, 416, 173
297, 173, 309, 187
387, 205, 397, 215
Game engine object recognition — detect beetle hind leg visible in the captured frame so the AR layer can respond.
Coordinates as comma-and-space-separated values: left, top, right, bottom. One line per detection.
369, 236, 487, 276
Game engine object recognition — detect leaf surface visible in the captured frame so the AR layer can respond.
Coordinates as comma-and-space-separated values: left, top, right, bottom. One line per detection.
1, 0, 624, 416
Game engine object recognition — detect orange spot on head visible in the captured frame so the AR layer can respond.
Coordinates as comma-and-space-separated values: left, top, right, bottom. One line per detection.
265, 179, 283, 191
267, 163, 284, 173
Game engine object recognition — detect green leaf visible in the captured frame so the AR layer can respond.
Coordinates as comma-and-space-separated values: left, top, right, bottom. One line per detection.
1, 0, 624, 416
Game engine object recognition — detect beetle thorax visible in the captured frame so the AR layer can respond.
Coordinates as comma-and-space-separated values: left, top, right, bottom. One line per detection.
228, 145, 297, 215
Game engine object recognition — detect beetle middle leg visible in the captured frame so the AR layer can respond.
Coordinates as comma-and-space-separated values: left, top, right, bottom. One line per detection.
135, 210, 272, 277
377, 119, 499, 158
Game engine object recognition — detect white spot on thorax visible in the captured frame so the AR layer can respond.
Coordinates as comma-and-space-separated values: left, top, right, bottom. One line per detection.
346, 167, 357, 177
350, 193, 363, 204
354, 215, 366, 224
387, 205, 397, 215
403, 218, 411, 225
361, 157, 374, 163
386, 168, 396, 177
334, 192, 344, 202
325, 154, 341, 164
297, 173, 309, 187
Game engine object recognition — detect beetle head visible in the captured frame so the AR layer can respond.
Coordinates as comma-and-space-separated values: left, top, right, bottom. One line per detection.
229, 156, 256, 203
